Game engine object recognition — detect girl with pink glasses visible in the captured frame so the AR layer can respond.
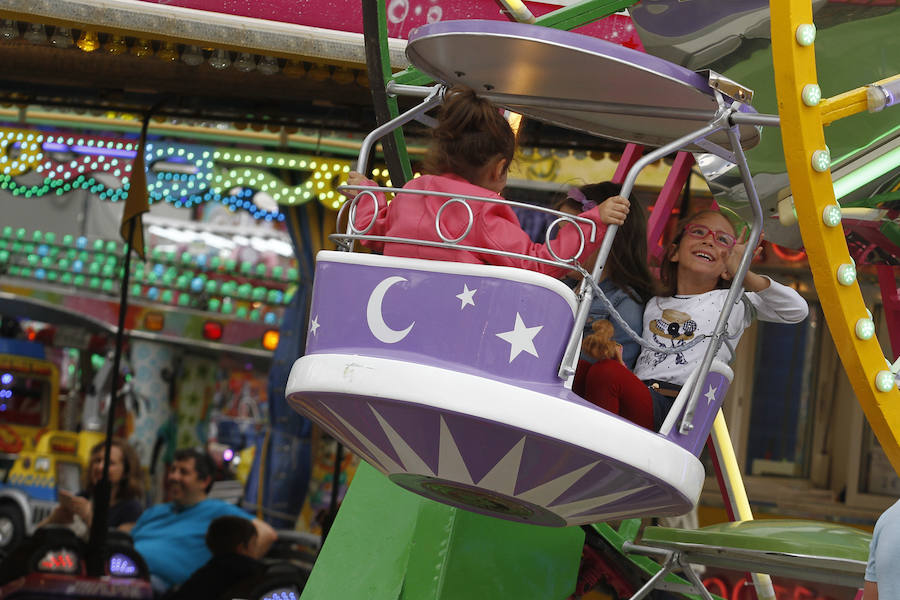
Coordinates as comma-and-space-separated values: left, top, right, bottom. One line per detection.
579, 209, 808, 431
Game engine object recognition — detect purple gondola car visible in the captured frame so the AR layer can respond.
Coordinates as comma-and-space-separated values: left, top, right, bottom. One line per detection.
286, 18, 754, 526
286, 251, 732, 526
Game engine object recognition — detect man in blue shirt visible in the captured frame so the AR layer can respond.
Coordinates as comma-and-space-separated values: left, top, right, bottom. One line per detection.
131, 448, 276, 592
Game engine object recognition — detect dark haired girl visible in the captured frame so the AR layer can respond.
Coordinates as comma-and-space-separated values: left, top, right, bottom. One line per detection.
585, 210, 807, 430
558, 182, 654, 368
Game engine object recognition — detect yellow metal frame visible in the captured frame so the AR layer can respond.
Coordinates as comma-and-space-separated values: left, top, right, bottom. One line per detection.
819, 74, 900, 127
770, 2, 900, 472
710, 412, 776, 600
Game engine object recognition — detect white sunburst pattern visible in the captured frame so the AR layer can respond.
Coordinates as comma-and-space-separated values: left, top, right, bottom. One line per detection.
292, 394, 691, 526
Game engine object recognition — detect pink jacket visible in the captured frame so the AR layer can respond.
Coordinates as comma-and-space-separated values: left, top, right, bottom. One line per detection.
350, 173, 608, 278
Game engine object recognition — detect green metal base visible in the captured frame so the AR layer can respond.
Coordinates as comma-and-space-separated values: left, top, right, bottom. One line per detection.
642, 519, 871, 561
589, 520, 722, 600
637, 520, 871, 589
301, 462, 585, 600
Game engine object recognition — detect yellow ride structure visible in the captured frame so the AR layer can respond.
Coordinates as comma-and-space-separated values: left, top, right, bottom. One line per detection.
772, 1, 900, 474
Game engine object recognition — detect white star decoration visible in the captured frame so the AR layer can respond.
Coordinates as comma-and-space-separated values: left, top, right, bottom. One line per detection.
456, 284, 477, 309
496, 313, 543, 363
309, 315, 320, 336
704, 385, 718, 405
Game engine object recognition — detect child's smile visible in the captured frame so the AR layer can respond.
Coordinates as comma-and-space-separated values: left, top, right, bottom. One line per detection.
691, 249, 716, 262
681, 237, 727, 273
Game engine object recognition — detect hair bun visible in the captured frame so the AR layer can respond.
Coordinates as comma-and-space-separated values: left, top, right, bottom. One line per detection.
435, 86, 497, 135
422, 85, 516, 179
582, 319, 618, 361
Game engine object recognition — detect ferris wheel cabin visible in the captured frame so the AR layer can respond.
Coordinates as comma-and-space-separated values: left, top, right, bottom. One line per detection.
285, 19, 772, 526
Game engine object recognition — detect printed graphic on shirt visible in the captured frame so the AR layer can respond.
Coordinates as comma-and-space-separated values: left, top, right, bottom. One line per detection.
644, 309, 697, 366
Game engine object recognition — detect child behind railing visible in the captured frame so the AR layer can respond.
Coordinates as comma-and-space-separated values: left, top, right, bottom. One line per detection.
346, 86, 629, 279
579, 210, 808, 431
557, 182, 654, 368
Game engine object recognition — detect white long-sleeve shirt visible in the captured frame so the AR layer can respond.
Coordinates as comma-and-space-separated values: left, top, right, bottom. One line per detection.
633, 277, 808, 385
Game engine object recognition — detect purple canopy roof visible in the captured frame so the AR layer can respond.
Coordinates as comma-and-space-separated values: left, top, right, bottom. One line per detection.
407, 20, 760, 150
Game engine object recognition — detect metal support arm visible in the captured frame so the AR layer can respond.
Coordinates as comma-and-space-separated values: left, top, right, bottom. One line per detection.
356, 86, 443, 173
677, 123, 764, 434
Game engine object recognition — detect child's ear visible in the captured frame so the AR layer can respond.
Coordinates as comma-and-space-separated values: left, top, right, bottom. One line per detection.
668, 243, 680, 263
492, 157, 509, 182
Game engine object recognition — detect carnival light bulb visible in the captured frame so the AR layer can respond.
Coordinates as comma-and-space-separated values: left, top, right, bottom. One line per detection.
158, 41, 179, 62
131, 38, 153, 58
105, 35, 127, 55
837, 263, 856, 286
50, 27, 74, 49
24, 23, 47, 45
181, 44, 204, 66
0, 20, 18, 40
76, 30, 100, 52
822, 204, 841, 227
811, 149, 831, 173
234, 52, 256, 72
209, 49, 231, 70
802, 84, 821, 107
796, 23, 816, 47
856, 318, 875, 340
257, 55, 279, 75
875, 370, 895, 393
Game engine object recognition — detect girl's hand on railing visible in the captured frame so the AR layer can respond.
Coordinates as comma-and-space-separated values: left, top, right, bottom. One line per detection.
341, 171, 373, 198
596, 195, 630, 226
347, 171, 369, 186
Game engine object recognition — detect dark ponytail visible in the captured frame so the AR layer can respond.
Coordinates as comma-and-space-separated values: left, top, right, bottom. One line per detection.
579, 182, 654, 304
422, 86, 516, 182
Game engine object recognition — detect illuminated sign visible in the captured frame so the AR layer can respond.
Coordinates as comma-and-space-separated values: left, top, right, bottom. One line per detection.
108, 552, 138, 577
702, 574, 853, 600
36, 549, 79, 574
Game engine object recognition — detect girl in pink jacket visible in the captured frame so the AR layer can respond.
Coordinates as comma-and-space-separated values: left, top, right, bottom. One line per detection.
347, 86, 629, 279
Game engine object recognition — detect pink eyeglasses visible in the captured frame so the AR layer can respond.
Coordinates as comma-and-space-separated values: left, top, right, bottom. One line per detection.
683, 223, 737, 248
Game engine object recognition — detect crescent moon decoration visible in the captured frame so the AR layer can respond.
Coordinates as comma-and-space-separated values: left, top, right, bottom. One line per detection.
366, 276, 416, 344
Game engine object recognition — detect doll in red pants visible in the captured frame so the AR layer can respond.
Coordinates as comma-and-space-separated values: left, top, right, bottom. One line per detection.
572, 319, 654, 430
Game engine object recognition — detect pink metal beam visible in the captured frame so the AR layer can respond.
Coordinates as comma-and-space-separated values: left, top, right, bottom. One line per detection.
647, 151, 694, 262
611, 143, 643, 185
878, 265, 900, 357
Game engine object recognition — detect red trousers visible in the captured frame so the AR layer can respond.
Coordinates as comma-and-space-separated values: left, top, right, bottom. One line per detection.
573, 358, 654, 430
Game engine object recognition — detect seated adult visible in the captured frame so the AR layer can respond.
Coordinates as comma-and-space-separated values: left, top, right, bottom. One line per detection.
131, 448, 276, 593
167, 516, 266, 600
0, 439, 143, 586
42, 437, 144, 533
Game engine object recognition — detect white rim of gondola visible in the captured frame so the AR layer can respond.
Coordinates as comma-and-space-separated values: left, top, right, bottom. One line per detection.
286, 352, 705, 501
